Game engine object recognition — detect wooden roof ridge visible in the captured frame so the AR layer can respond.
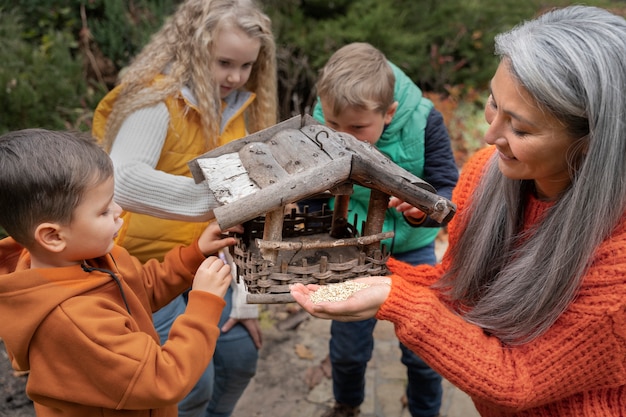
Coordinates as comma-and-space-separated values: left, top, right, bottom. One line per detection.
188, 114, 456, 230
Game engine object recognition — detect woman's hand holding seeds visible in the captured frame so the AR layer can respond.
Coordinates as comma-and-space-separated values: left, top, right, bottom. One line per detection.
290, 277, 392, 321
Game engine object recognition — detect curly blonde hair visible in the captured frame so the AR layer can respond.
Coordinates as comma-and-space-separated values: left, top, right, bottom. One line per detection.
101, 0, 277, 151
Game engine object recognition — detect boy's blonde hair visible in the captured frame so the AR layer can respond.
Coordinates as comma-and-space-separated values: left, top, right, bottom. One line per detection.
101, 0, 277, 151
315, 42, 395, 116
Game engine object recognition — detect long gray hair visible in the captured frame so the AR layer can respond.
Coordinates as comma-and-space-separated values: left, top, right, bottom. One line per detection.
439, 6, 626, 344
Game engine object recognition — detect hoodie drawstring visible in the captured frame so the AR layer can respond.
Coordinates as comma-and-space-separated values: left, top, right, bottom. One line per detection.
81, 262, 132, 315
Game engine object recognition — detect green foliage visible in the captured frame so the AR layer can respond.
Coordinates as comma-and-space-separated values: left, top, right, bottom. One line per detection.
448, 91, 490, 165
0, 1, 180, 133
264, 0, 620, 117
2, 0, 83, 44
0, 8, 88, 133
2, 0, 179, 77
0, 0, 622, 128
88, 0, 179, 71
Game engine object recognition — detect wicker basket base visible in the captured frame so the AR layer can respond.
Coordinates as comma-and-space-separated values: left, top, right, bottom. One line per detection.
231, 232, 389, 304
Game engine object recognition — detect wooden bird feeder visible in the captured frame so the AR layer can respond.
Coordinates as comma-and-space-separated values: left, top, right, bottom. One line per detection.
189, 115, 455, 303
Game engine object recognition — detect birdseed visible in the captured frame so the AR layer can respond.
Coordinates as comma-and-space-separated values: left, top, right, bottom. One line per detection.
309, 281, 370, 304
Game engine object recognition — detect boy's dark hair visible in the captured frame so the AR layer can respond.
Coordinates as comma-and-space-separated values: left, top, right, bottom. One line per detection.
0, 129, 113, 246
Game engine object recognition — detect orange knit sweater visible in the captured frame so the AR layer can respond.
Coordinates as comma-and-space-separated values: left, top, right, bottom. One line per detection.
377, 146, 626, 416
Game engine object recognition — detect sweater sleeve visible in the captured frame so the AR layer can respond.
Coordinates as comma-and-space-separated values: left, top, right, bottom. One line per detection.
109, 103, 218, 221
422, 107, 459, 201
112, 240, 207, 312
406, 107, 459, 228
378, 258, 626, 412
377, 147, 626, 412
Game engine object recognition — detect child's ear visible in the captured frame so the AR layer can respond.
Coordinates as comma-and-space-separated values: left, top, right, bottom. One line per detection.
34, 223, 66, 253
384, 101, 399, 124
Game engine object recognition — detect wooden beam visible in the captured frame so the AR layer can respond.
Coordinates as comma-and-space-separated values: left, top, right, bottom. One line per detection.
212, 158, 352, 230
256, 231, 394, 250
362, 189, 389, 256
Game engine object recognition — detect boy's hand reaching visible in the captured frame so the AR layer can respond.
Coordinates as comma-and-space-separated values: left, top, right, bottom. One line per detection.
389, 196, 427, 224
193, 222, 244, 298
192, 256, 232, 298
197, 221, 243, 257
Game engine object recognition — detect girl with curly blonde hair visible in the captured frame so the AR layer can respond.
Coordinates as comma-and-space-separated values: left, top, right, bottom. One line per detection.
92, 1, 277, 416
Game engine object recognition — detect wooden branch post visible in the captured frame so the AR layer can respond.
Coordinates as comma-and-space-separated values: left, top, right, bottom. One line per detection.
329, 182, 353, 238
330, 194, 351, 238
260, 209, 283, 263
362, 189, 389, 256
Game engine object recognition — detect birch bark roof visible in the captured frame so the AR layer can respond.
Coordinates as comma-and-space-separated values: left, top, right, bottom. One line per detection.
188, 115, 456, 230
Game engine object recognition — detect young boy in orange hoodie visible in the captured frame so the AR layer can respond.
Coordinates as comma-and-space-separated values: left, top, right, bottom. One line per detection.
0, 129, 238, 417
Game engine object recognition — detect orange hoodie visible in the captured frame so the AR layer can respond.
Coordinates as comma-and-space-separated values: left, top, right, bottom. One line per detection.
378, 146, 626, 416
0, 239, 224, 417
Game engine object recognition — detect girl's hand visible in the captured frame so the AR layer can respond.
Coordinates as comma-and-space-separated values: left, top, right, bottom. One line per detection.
192, 256, 232, 298
290, 277, 392, 321
221, 318, 263, 349
197, 222, 244, 257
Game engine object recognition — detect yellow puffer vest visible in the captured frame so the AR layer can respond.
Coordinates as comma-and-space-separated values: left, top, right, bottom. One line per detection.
92, 83, 255, 262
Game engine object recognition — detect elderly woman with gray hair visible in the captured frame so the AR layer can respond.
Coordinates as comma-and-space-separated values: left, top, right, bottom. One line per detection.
292, 6, 626, 416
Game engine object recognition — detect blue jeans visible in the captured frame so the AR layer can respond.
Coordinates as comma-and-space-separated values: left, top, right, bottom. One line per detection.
153, 287, 258, 417
329, 241, 442, 417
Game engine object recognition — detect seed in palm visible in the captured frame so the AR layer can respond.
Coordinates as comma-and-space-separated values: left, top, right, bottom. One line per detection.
309, 281, 370, 303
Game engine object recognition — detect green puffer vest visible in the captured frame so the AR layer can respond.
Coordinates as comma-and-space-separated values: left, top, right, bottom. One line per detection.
313, 62, 438, 255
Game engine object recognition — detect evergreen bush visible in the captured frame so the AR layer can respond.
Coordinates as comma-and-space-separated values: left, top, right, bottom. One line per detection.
0, 0, 622, 128
87, 0, 179, 74
0, 8, 88, 133
264, 0, 604, 117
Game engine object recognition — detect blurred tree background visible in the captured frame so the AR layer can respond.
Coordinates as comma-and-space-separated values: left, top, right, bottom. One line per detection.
0, 0, 624, 241
0, 0, 624, 155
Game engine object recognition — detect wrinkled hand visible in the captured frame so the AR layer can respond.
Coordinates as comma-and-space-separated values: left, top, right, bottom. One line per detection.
389, 197, 426, 223
290, 277, 392, 321
222, 317, 263, 349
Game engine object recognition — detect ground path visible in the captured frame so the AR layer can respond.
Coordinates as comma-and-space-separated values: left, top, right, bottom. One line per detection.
232, 303, 480, 417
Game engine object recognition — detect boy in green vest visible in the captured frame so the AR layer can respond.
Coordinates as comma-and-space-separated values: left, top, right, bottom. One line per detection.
312, 43, 459, 417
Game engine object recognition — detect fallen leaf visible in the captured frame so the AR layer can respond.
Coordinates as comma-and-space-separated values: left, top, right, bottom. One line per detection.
295, 343, 315, 359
